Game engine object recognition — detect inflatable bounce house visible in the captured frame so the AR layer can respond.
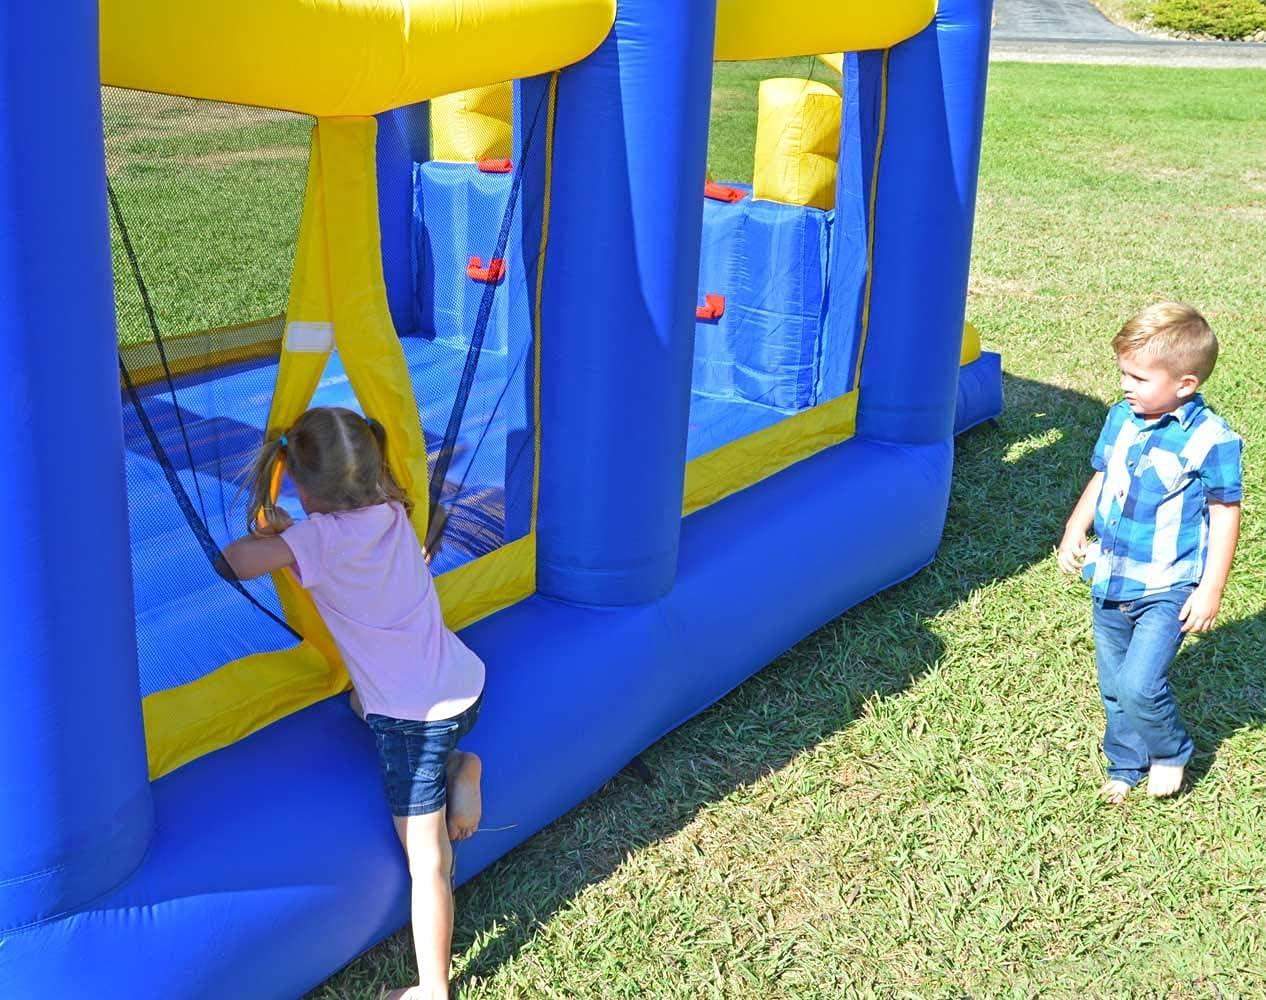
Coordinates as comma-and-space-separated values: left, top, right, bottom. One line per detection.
0, 0, 1000, 995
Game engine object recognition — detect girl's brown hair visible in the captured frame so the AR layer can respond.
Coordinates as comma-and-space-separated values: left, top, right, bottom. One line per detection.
244, 407, 410, 532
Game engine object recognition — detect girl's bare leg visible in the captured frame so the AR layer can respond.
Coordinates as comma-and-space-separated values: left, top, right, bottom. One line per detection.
384, 811, 453, 1000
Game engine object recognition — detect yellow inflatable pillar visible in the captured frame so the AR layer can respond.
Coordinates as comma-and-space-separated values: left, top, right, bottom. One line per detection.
257, 115, 437, 739
431, 83, 515, 163
960, 320, 982, 366
752, 78, 842, 210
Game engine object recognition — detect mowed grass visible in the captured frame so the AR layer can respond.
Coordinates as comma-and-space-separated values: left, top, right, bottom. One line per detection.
307, 61, 1266, 999
103, 88, 310, 345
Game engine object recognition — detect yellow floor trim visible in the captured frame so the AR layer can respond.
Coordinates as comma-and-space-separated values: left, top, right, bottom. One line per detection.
683, 390, 859, 517
142, 641, 343, 780
120, 314, 284, 387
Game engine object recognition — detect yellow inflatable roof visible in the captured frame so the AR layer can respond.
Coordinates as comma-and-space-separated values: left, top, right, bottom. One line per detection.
100, 0, 616, 117
715, 0, 935, 60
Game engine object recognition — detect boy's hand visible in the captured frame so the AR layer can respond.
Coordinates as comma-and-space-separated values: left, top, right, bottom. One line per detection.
1056, 533, 1087, 575
1179, 586, 1221, 634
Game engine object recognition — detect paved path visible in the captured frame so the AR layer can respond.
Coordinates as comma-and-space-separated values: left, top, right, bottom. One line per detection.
995, 0, 1139, 41
990, 0, 1266, 68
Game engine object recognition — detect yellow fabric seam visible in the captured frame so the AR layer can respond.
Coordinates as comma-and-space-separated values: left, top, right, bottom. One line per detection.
530, 72, 558, 531
852, 48, 890, 391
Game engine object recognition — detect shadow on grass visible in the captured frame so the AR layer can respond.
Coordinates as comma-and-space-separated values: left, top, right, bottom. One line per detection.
1176, 608, 1266, 792
311, 370, 1258, 997
438, 370, 1126, 992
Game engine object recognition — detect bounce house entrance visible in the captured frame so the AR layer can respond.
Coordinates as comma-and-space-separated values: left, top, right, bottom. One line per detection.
106, 86, 313, 698
106, 78, 550, 775
683, 57, 868, 513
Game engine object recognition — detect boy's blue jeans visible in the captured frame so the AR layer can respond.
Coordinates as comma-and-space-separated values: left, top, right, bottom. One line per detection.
1092, 587, 1194, 786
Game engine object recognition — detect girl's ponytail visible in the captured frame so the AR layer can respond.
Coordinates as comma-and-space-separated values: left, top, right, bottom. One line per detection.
245, 433, 290, 534
365, 416, 411, 514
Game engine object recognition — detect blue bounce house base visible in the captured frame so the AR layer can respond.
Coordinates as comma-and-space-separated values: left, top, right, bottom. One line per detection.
1, 436, 950, 998
1, 0, 1000, 995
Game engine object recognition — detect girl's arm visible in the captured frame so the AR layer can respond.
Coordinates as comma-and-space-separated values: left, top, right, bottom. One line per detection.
1057, 471, 1103, 574
221, 511, 296, 581
1180, 500, 1241, 633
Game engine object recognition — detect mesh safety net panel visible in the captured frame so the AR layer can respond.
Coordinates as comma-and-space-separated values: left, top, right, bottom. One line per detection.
689, 56, 860, 463
371, 81, 547, 577
104, 87, 311, 697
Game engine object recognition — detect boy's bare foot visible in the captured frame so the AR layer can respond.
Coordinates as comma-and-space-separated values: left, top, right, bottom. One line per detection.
1147, 763, 1184, 798
1099, 779, 1131, 805
446, 751, 482, 842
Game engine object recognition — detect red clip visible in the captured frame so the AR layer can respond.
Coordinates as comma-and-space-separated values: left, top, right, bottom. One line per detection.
467, 256, 506, 283
478, 158, 513, 174
695, 293, 725, 321
704, 182, 746, 203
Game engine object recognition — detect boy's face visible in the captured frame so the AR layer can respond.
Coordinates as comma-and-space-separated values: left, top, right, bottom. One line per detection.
1116, 351, 1199, 420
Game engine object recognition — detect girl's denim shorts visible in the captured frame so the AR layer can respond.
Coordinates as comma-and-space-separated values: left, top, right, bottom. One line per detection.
365, 693, 482, 818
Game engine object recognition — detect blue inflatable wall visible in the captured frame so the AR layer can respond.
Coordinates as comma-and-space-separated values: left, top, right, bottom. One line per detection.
0, 2, 998, 996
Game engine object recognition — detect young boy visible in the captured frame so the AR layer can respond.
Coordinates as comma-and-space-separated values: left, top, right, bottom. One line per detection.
1058, 302, 1242, 803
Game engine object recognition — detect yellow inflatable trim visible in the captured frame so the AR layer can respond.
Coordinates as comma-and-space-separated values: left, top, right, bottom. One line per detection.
961, 321, 982, 366
715, 0, 935, 61
142, 641, 342, 780
683, 390, 859, 517
100, 0, 613, 118
432, 84, 515, 163
119, 314, 283, 388
753, 79, 841, 210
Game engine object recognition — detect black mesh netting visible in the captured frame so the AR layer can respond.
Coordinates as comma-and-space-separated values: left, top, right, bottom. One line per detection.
105, 87, 310, 696
378, 82, 546, 575
107, 82, 546, 697
689, 56, 862, 464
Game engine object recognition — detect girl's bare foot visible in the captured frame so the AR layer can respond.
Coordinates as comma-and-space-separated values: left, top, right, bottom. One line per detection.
1147, 763, 1184, 798
1100, 779, 1131, 805
446, 751, 482, 841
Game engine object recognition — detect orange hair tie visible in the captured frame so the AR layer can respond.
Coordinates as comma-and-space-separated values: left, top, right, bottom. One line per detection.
257, 439, 287, 530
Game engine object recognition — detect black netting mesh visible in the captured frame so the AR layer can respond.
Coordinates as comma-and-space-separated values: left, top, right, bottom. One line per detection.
105, 87, 311, 697
689, 57, 856, 463
108, 81, 546, 700
374, 81, 546, 576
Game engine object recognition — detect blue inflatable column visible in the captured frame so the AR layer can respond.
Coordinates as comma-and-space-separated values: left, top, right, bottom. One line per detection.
0, 2, 153, 930
537, 0, 717, 605
376, 104, 430, 336
855, 0, 992, 444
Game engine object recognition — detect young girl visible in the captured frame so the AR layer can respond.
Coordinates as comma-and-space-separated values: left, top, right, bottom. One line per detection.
223, 406, 484, 1000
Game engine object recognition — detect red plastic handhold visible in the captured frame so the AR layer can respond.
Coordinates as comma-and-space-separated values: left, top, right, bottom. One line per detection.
696, 293, 725, 321
478, 158, 513, 174
704, 182, 746, 203
467, 256, 506, 283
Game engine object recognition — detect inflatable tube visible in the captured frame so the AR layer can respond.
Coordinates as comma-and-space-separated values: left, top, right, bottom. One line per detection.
0, 0, 153, 932
100, 0, 615, 117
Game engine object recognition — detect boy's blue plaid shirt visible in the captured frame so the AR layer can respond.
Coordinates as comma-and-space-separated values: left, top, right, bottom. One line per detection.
1085, 394, 1242, 602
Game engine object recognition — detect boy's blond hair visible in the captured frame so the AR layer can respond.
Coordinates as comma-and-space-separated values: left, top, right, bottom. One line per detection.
1112, 302, 1218, 382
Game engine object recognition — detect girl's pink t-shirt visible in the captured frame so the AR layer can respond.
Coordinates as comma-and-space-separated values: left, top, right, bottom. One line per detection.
281, 502, 484, 723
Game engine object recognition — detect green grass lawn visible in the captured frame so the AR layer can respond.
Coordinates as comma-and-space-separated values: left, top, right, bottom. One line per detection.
306, 61, 1266, 999
104, 89, 310, 345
